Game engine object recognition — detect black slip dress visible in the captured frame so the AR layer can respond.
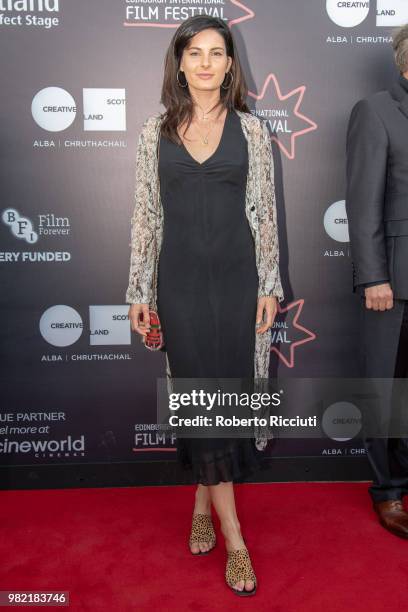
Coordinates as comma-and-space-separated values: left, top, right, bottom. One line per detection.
157, 108, 264, 485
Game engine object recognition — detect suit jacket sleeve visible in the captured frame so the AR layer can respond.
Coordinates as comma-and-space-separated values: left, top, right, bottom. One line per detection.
125, 118, 157, 305
257, 119, 284, 301
345, 98, 390, 286
359, 279, 388, 289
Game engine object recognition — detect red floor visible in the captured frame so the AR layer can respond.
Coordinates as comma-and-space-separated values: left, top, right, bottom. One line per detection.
1, 482, 408, 611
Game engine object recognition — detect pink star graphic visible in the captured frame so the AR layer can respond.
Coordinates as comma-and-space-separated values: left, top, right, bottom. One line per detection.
123, 0, 254, 28
249, 74, 318, 160
270, 299, 316, 368
228, 0, 255, 27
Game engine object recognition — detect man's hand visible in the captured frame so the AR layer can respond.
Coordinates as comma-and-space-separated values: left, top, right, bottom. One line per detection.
365, 283, 393, 311
128, 303, 151, 336
256, 296, 278, 334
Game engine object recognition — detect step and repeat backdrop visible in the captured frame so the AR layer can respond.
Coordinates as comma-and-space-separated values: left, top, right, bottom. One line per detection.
1, 0, 407, 486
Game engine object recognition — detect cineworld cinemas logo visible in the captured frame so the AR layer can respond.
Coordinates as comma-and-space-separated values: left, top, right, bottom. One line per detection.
0, 0, 61, 29
0, 435, 85, 458
31, 87, 126, 132
249, 74, 317, 160
123, 0, 254, 28
326, 0, 408, 27
270, 300, 316, 368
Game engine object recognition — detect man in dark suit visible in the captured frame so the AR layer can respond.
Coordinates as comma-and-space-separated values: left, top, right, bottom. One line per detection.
346, 24, 408, 538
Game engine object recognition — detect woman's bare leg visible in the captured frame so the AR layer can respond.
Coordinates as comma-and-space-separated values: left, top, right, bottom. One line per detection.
209, 481, 254, 592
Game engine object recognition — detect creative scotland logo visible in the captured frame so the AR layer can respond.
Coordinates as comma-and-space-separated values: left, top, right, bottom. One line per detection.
31, 87, 126, 132
39, 305, 132, 347
322, 402, 362, 441
326, 0, 408, 28
323, 200, 349, 243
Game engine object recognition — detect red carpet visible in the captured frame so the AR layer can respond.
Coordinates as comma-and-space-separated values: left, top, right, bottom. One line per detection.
1, 483, 408, 611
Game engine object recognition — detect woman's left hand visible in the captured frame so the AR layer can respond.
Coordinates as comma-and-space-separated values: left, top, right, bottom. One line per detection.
256, 296, 278, 334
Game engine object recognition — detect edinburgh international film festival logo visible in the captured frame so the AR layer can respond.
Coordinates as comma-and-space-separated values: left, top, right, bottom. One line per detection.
326, 0, 408, 28
270, 300, 316, 369
123, 0, 255, 28
249, 74, 317, 161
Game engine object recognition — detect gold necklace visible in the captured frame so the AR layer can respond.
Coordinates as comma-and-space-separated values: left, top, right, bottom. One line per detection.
193, 120, 214, 145
192, 105, 223, 145
196, 100, 219, 121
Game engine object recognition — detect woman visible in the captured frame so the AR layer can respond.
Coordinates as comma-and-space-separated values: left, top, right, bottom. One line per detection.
126, 15, 284, 596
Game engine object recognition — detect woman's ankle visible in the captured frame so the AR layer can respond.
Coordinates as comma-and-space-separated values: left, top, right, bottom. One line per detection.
193, 486, 211, 514
220, 517, 242, 540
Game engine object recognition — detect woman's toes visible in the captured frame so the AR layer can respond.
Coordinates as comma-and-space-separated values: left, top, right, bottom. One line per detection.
245, 580, 254, 591
199, 541, 208, 553
234, 580, 245, 591
190, 542, 200, 554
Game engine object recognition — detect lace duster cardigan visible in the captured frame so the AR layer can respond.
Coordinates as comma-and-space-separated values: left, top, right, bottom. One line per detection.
125, 110, 284, 388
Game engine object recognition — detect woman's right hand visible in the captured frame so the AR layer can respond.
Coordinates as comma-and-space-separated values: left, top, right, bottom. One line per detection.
128, 304, 151, 336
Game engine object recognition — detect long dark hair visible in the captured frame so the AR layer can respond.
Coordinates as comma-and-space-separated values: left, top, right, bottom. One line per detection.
159, 15, 251, 144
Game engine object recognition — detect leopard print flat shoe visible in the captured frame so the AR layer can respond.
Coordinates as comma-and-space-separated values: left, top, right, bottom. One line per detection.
188, 513, 216, 555
225, 547, 257, 596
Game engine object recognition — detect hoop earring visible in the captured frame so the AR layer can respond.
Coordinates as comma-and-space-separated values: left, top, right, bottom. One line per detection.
176, 69, 188, 88
221, 71, 233, 89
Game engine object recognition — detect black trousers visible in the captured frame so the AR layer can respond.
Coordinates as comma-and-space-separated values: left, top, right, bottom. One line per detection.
359, 297, 408, 502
